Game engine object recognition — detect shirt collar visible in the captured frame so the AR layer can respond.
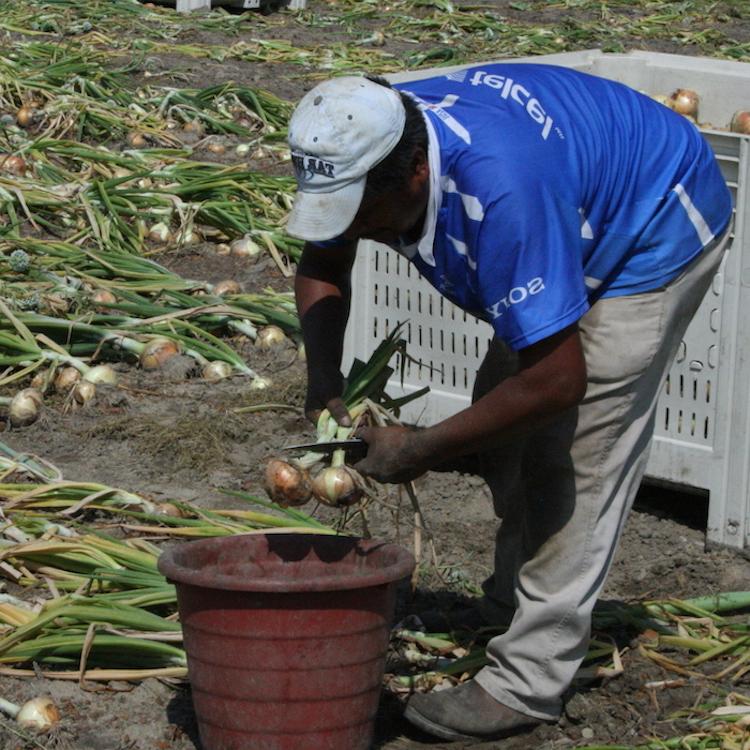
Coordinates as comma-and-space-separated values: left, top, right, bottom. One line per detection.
392, 110, 441, 267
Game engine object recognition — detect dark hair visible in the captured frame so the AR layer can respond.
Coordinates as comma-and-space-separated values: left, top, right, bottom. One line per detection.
363, 75, 428, 200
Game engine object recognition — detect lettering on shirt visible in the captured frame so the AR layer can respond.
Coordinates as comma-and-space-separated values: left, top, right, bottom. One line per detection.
485, 277, 546, 319
468, 71, 555, 140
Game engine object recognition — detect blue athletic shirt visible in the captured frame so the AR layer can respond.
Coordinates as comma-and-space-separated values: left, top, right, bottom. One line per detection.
319, 64, 733, 350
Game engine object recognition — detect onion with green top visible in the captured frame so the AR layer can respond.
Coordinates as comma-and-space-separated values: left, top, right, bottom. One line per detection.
148, 222, 172, 243
0, 154, 28, 176
202, 361, 232, 382
91, 289, 117, 307
230, 236, 262, 260
139, 338, 180, 370
9, 389, 43, 427
54, 366, 81, 393
83, 364, 118, 385
311, 466, 362, 507
212, 279, 241, 296
256, 325, 287, 349
126, 131, 147, 148
15, 105, 36, 128
264, 459, 313, 507
0, 695, 60, 733
73, 380, 96, 405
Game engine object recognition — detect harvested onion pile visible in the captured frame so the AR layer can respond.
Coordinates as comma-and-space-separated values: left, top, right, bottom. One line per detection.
650, 86, 750, 134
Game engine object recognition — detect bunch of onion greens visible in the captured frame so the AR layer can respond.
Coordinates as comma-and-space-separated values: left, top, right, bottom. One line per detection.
265, 323, 429, 509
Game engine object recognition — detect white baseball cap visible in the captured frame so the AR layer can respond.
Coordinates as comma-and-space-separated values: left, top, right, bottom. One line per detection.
286, 76, 406, 242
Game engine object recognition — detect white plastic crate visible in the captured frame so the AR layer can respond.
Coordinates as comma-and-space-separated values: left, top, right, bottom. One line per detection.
342, 50, 750, 550
173, 0, 304, 12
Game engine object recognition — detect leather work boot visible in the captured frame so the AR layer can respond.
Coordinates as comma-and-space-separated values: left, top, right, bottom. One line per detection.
403, 679, 543, 742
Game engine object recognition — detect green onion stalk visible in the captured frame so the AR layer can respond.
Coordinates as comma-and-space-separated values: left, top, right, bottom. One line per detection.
0, 301, 120, 392
0, 307, 263, 381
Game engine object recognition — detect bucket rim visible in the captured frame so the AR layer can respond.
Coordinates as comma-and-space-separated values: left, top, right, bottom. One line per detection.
157, 532, 415, 593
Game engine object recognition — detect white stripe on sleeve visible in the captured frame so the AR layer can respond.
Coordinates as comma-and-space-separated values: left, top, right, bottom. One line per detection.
672, 182, 714, 246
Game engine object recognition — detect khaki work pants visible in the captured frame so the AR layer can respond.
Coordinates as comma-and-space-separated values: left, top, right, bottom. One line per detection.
472, 227, 732, 720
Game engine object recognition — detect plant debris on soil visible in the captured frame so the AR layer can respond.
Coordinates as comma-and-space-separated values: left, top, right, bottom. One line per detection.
1, 2, 750, 749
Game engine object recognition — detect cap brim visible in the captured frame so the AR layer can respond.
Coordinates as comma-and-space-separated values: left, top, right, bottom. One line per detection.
285, 177, 366, 243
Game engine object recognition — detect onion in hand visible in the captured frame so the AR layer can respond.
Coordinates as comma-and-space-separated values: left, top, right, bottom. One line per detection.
311, 466, 363, 507
264, 458, 312, 507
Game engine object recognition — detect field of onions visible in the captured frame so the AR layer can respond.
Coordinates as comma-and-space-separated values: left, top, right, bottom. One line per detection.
1, 2, 750, 749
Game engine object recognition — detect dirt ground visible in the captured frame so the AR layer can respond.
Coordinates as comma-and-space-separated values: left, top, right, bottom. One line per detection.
2, 1, 750, 749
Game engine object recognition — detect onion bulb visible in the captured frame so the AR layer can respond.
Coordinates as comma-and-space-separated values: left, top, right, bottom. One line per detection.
83, 364, 117, 385
249, 376, 272, 390
139, 338, 180, 370
126, 131, 147, 148
235, 143, 251, 157
17, 696, 60, 732
91, 289, 117, 311
0, 695, 61, 733
264, 459, 312, 506
212, 279, 241, 296
92, 289, 116, 305
15, 106, 36, 128
207, 142, 226, 155
182, 119, 205, 136
311, 466, 362, 507
54, 366, 81, 393
230, 236, 262, 261
9, 388, 43, 427
215, 242, 231, 255
30, 370, 50, 391
202, 361, 232, 382
369, 30, 386, 46
148, 222, 172, 243
157, 502, 184, 517
72, 380, 96, 405
176, 226, 201, 246
730, 110, 750, 135
669, 88, 699, 118
0, 155, 28, 176
256, 325, 287, 350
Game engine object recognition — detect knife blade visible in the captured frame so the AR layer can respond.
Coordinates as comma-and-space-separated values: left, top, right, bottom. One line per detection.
281, 439, 367, 457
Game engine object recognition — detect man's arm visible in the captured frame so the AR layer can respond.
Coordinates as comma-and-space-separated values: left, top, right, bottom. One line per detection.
354, 323, 587, 482
294, 239, 358, 425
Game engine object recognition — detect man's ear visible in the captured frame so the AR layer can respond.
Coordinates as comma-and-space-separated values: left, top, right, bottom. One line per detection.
411, 147, 429, 186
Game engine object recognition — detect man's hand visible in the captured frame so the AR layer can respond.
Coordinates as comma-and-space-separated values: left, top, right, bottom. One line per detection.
305, 391, 352, 427
352, 425, 431, 484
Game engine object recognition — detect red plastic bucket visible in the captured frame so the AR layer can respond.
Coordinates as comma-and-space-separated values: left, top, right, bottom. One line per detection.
158, 533, 415, 750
